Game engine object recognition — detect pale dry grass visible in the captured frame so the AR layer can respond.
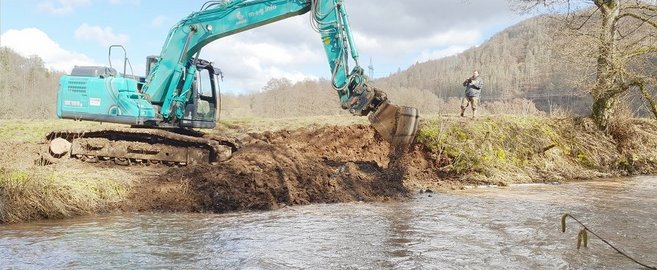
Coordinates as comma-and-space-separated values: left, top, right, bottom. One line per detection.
0, 119, 135, 223
415, 115, 637, 185
0, 165, 133, 223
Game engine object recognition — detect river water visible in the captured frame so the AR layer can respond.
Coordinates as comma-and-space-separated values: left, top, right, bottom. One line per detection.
1, 176, 656, 269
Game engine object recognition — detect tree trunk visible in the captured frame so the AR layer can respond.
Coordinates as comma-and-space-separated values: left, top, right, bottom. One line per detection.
638, 83, 657, 119
591, 94, 617, 129
591, 0, 620, 130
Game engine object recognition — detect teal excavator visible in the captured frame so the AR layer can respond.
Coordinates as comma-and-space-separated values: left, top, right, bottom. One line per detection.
44, 0, 419, 165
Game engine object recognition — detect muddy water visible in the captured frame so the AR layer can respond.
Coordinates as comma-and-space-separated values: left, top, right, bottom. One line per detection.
2, 177, 656, 269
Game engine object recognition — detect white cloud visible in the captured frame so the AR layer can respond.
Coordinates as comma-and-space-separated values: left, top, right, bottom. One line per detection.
353, 29, 481, 59
1, 28, 96, 72
150, 15, 168, 28
417, 45, 471, 63
38, 0, 91, 15
74, 23, 129, 47
201, 35, 322, 92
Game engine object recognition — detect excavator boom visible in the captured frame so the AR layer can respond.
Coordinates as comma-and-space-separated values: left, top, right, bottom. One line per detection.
47, 0, 419, 165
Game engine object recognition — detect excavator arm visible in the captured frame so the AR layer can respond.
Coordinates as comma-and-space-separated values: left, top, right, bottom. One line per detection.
48, 0, 418, 166
141, 0, 419, 145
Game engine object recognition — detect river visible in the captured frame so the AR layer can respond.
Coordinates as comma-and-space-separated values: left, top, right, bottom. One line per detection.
1, 176, 656, 269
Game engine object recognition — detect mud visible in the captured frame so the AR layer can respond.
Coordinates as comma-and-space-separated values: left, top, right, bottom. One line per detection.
127, 125, 417, 213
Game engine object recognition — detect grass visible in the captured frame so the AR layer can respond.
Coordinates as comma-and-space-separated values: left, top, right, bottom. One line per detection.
0, 116, 369, 143
414, 115, 655, 184
0, 166, 133, 224
0, 119, 121, 143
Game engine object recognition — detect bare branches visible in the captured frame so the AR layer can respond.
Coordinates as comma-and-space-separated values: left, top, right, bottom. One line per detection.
624, 3, 657, 14
624, 46, 657, 59
615, 12, 657, 29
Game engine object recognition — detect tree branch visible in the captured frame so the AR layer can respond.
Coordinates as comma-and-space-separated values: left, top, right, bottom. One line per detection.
637, 81, 657, 119
615, 12, 657, 29
624, 46, 657, 59
624, 4, 657, 14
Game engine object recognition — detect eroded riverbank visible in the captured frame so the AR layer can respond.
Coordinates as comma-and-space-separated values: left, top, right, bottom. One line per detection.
2, 116, 657, 223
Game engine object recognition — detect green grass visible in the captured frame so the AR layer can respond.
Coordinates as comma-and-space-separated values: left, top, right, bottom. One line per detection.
0, 119, 120, 143
0, 116, 369, 142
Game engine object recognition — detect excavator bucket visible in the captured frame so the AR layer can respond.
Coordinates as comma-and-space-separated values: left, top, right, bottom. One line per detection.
368, 101, 419, 146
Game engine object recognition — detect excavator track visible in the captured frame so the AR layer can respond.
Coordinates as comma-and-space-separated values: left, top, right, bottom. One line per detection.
39, 127, 239, 166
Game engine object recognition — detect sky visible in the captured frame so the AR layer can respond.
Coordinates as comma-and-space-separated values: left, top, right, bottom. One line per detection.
0, 0, 528, 94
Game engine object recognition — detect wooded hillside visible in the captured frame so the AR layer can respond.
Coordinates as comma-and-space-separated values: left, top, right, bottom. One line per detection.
2, 13, 654, 120
0, 48, 62, 119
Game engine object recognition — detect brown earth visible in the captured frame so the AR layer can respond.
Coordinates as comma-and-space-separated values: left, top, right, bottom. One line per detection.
1, 124, 444, 220
5, 117, 657, 224
126, 125, 427, 213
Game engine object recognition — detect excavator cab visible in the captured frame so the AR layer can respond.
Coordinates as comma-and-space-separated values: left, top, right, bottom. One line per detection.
143, 56, 221, 129
180, 59, 221, 129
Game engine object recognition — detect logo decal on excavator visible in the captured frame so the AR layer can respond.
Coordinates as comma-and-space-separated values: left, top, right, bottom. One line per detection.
89, 98, 101, 106
235, 11, 246, 25
63, 100, 83, 107
248, 4, 277, 17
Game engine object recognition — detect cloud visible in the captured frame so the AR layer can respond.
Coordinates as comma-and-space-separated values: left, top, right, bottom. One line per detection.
1, 28, 96, 72
23, 0, 522, 93
347, 0, 516, 40
38, 0, 91, 15
353, 29, 481, 58
177, 0, 519, 92
201, 35, 322, 92
150, 15, 168, 28
74, 23, 130, 47
417, 45, 472, 63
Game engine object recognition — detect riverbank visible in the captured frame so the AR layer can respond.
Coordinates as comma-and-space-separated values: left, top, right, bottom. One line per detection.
1, 115, 656, 223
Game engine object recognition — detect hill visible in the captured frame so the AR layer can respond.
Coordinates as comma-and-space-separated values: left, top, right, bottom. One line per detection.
0, 47, 63, 119
374, 15, 590, 115
1, 14, 639, 119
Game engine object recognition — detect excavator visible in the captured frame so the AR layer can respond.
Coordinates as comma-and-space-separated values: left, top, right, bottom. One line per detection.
42, 0, 419, 166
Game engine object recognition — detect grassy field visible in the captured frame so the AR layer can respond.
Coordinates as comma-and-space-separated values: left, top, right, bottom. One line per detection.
0, 116, 370, 142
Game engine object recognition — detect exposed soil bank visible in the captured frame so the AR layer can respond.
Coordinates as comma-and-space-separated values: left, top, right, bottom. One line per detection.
126, 116, 657, 214
2, 116, 657, 223
127, 125, 408, 213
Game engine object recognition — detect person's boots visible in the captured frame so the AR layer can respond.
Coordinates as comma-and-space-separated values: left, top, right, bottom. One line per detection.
460, 106, 465, 117
472, 109, 477, 119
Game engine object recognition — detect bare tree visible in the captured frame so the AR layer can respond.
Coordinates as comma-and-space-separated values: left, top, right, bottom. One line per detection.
515, 0, 657, 130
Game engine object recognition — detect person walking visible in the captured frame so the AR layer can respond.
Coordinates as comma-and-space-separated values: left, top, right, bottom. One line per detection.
461, 70, 483, 118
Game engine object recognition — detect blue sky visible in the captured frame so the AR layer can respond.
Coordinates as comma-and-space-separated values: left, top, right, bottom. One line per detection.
1, 0, 528, 94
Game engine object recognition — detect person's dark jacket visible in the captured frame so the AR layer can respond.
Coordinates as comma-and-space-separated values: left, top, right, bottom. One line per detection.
462, 76, 483, 97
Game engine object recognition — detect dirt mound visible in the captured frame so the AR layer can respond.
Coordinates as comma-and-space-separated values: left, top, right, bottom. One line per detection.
128, 125, 410, 213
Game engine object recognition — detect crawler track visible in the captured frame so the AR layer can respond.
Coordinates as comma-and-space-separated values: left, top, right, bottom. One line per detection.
40, 127, 239, 166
